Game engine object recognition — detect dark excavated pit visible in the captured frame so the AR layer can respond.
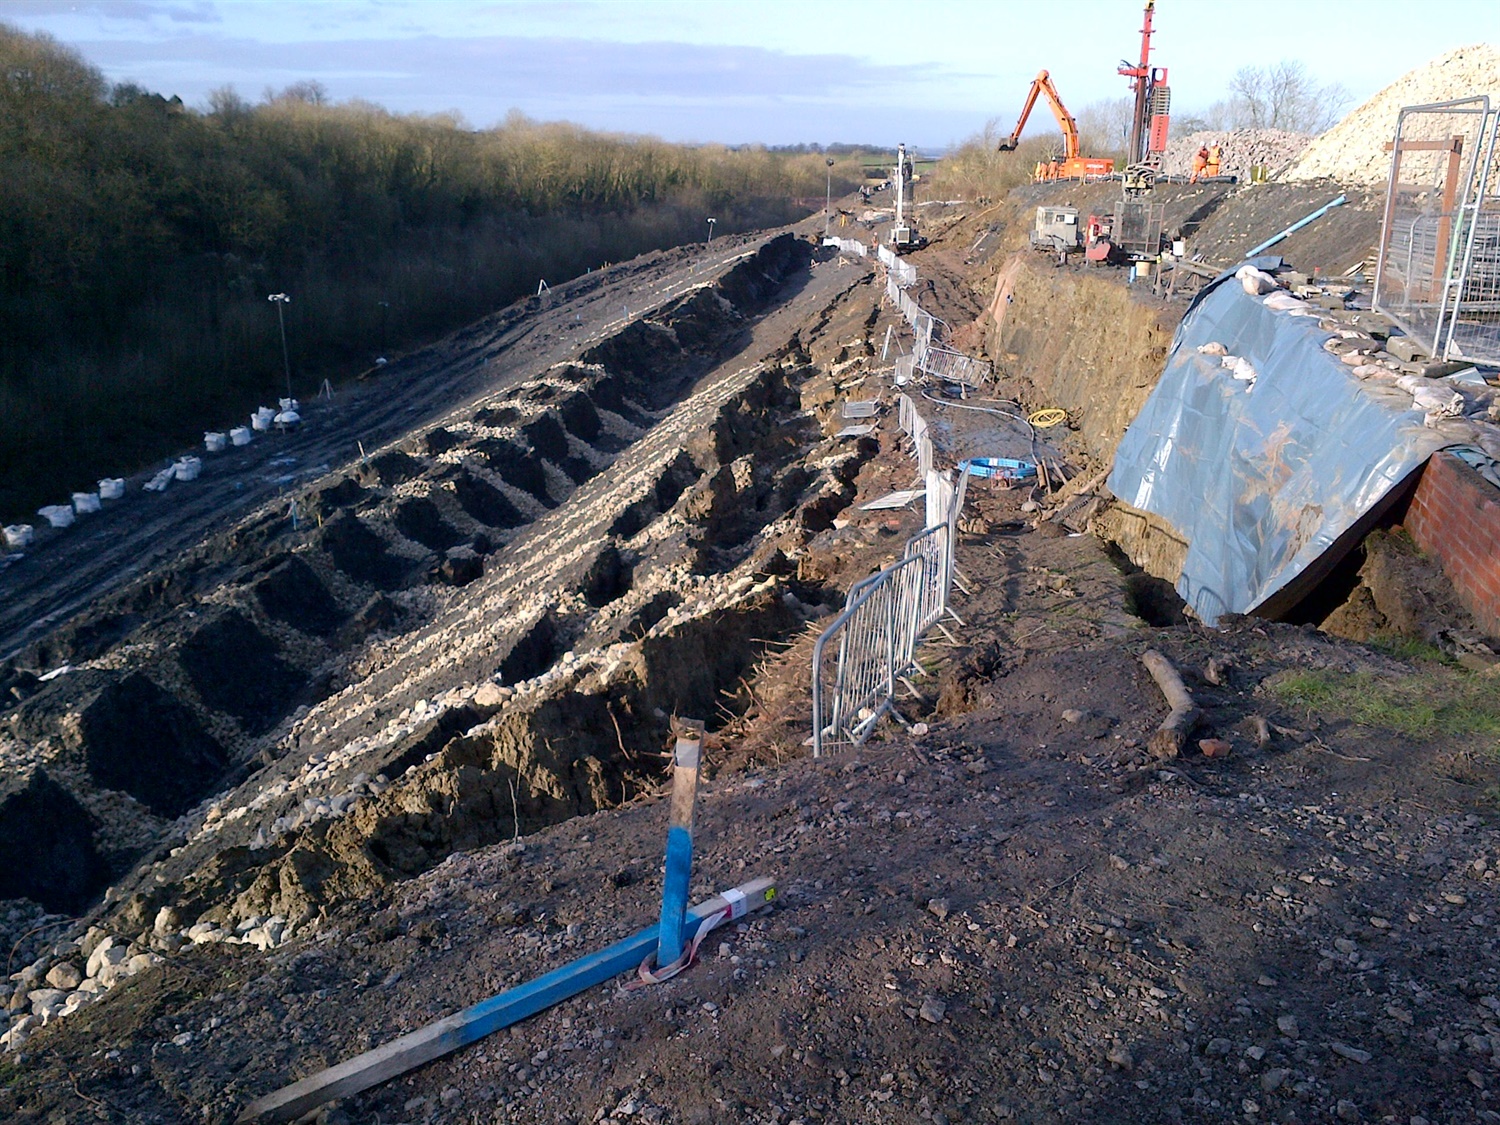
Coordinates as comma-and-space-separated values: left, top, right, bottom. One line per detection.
423, 427, 463, 456
494, 612, 561, 685
620, 591, 678, 642
0, 768, 110, 914
72, 672, 229, 816
436, 547, 484, 587
581, 320, 690, 411
307, 477, 366, 521
253, 555, 349, 637
19, 610, 138, 671
472, 438, 555, 508
662, 286, 743, 354
609, 450, 701, 539
361, 449, 426, 488
452, 469, 527, 529
472, 403, 523, 429
337, 592, 401, 647
522, 411, 596, 484
578, 542, 633, 607
318, 512, 418, 590
634, 594, 801, 726
556, 390, 602, 443
588, 375, 655, 430
177, 611, 306, 737
392, 496, 466, 553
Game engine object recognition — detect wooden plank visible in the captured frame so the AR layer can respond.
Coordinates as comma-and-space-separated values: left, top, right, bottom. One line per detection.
657, 720, 703, 968
1383, 137, 1464, 153
237, 877, 776, 1124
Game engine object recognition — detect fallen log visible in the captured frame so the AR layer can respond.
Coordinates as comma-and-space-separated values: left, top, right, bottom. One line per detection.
1141, 649, 1201, 760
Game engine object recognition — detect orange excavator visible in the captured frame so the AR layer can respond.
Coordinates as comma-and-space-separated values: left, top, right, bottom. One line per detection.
997, 69, 1114, 181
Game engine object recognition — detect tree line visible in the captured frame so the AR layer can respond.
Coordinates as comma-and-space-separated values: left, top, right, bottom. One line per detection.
0, 26, 857, 522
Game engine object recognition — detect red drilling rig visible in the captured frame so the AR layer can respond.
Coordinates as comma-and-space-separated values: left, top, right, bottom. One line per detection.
1117, 0, 1172, 192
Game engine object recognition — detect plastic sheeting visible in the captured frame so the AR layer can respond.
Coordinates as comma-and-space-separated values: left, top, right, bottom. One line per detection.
1108, 263, 1454, 624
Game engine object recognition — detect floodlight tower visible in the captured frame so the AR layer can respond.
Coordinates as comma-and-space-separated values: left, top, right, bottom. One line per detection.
824, 156, 835, 235
268, 293, 292, 398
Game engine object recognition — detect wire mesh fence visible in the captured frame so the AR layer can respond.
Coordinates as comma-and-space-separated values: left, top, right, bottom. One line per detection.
1374, 96, 1500, 364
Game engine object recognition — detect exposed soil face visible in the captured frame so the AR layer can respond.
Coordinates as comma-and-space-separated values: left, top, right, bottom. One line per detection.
4, 186, 1500, 1125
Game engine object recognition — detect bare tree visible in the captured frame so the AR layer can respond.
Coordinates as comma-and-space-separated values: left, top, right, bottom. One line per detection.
1227, 61, 1349, 133
1075, 97, 1135, 160
264, 79, 329, 106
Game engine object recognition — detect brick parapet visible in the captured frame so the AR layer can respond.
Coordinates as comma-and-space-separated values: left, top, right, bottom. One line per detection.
1402, 451, 1500, 637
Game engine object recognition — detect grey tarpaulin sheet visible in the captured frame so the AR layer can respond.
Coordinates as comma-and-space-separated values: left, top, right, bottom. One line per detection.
1108, 268, 1452, 625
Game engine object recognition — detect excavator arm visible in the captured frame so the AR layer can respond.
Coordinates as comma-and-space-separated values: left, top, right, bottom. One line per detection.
997, 69, 1081, 161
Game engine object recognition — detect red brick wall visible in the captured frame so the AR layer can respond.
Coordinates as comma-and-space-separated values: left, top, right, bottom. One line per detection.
1403, 452, 1500, 636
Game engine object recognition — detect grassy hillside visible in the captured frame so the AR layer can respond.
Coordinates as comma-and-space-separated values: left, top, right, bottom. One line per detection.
0, 26, 860, 522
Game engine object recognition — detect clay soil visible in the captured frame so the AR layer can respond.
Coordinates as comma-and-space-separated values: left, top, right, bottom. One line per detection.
6, 189, 1500, 1125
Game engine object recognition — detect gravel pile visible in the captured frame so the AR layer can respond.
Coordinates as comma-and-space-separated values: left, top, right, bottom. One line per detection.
1280, 43, 1500, 185
1159, 129, 1311, 181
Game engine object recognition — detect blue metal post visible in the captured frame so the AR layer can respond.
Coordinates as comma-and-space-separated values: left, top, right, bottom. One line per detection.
656, 722, 703, 969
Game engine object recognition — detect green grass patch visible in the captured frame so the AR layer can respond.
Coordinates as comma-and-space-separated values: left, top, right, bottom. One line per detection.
1268, 668, 1500, 741
1367, 634, 1454, 664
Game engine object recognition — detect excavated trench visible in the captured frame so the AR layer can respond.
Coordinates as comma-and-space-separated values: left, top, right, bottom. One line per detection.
0, 232, 883, 932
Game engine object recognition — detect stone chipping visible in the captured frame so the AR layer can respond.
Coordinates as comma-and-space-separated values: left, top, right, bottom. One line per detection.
1280, 43, 1500, 185
1159, 129, 1311, 181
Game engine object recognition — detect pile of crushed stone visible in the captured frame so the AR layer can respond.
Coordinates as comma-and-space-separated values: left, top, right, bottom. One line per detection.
1159, 129, 1310, 181
1280, 44, 1500, 185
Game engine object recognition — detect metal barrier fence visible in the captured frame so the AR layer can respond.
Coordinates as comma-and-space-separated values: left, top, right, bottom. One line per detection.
1374, 96, 1500, 364
884, 264, 988, 387
831, 236, 992, 376
812, 397, 970, 756
823, 236, 869, 258
811, 555, 925, 754
903, 522, 951, 635
922, 344, 993, 385
877, 244, 918, 288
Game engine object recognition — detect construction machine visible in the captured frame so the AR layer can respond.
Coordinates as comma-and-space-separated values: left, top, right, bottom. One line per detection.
1117, 0, 1171, 193
997, 70, 1114, 181
1030, 206, 1082, 255
889, 143, 925, 248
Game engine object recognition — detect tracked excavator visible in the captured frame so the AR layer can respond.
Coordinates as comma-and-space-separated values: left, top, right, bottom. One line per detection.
996, 70, 1114, 182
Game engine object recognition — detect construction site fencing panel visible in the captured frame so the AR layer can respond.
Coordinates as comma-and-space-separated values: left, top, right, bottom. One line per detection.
910, 413, 933, 479
812, 397, 969, 756
823, 236, 869, 259
925, 469, 954, 529
897, 393, 915, 436
877, 244, 918, 288
812, 555, 926, 756
1374, 97, 1500, 363
903, 522, 952, 634
920, 344, 992, 386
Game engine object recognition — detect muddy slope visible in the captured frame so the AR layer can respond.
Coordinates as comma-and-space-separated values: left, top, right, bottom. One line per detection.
0, 233, 845, 920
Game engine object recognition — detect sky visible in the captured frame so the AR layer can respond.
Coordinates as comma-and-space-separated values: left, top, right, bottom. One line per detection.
5, 0, 1499, 148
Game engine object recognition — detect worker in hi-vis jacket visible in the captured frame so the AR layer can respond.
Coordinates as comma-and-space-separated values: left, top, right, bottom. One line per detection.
1205, 144, 1223, 179
1190, 145, 1209, 183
